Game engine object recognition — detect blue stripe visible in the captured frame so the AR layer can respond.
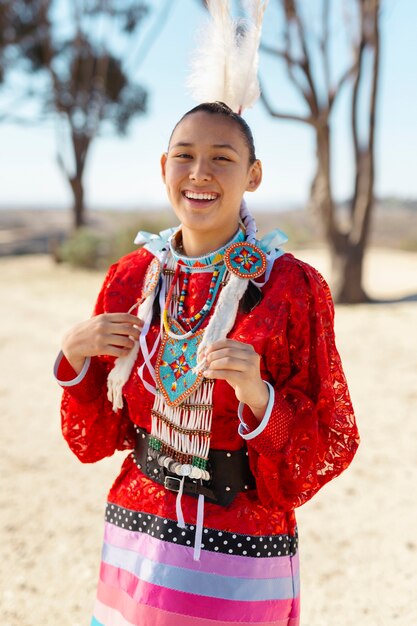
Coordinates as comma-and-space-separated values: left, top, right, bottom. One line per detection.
90, 617, 104, 626
101, 541, 295, 602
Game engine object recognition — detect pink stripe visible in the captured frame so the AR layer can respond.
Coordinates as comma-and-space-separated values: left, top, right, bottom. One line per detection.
93, 597, 135, 626
290, 596, 300, 619
96, 579, 299, 626
104, 522, 299, 579
99, 561, 298, 622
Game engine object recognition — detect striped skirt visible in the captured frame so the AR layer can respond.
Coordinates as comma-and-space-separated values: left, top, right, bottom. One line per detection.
91, 503, 300, 626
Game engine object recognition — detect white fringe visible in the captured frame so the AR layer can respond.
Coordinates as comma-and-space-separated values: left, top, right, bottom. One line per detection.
107, 294, 154, 412
151, 381, 214, 460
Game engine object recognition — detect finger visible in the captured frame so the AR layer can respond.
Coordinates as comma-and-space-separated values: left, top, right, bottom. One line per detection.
106, 333, 137, 349
102, 313, 144, 326
116, 313, 144, 326
206, 339, 249, 352
206, 347, 255, 365
88, 334, 135, 355
107, 322, 142, 339
202, 368, 240, 384
206, 355, 248, 373
103, 345, 136, 358
93, 318, 141, 340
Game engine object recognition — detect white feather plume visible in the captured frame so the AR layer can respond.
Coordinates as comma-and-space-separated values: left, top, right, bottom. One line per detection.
187, 0, 268, 113
234, 0, 268, 112
187, 1, 236, 107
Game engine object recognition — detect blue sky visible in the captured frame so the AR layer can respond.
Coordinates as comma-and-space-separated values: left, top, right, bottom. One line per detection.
0, 0, 416, 211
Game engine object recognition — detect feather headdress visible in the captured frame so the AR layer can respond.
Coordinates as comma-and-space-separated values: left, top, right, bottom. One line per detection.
187, 0, 268, 113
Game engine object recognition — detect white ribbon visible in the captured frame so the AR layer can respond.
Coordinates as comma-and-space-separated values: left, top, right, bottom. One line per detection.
193, 494, 205, 561
134, 227, 178, 255
175, 477, 186, 530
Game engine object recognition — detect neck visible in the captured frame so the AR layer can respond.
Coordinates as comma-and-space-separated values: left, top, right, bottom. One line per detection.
180, 224, 240, 257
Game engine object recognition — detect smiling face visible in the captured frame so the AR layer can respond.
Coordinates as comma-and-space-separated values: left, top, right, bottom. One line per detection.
161, 111, 262, 256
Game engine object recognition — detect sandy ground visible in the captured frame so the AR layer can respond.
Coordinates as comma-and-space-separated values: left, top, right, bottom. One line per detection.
0, 247, 416, 626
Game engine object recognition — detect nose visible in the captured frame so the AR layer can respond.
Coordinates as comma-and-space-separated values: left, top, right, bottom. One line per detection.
189, 158, 212, 182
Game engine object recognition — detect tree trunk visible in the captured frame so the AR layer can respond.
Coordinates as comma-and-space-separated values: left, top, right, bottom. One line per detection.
313, 124, 336, 241
68, 132, 91, 230
312, 124, 370, 304
330, 240, 369, 304
69, 176, 85, 229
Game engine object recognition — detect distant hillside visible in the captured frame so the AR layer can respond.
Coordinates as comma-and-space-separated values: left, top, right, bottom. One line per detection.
257, 197, 417, 252
378, 197, 417, 212
0, 197, 416, 256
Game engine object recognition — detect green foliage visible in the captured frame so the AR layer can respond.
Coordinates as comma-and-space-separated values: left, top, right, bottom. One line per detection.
107, 216, 174, 264
58, 213, 175, 269
399, 235, 417, 252
58, 227, 108, 269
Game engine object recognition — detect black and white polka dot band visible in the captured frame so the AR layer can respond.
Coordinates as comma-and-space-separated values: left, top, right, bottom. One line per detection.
105, 503, 298, 558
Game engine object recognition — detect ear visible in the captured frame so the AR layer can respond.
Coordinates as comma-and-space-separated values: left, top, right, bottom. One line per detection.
246, 159, 262, 192
160, 152, 168, 183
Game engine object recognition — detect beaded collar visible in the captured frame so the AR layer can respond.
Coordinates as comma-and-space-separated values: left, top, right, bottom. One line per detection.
169, 227, 245, 270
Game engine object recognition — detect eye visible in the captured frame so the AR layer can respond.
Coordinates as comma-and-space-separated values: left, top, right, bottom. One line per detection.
175, 153, 192, 159
214, 156, 232, 162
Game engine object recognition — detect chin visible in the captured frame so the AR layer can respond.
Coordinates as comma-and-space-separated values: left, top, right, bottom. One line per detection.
180, 213, 217, 230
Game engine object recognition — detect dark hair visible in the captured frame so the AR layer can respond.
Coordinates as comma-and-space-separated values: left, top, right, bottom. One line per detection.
169, 102, 257, 164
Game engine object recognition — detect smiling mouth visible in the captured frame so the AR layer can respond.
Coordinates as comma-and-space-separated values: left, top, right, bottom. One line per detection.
183, 191, 219, 201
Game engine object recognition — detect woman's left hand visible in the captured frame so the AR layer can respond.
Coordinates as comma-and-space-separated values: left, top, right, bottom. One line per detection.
202, 339, 269, 421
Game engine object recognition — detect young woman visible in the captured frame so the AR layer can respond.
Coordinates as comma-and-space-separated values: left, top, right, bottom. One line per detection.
55, 102, 359, 626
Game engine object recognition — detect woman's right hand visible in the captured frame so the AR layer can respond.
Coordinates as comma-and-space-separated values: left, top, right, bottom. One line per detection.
62, 313, 143, 374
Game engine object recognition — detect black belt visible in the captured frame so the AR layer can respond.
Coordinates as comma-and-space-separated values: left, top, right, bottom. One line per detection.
133, 426, 256, 507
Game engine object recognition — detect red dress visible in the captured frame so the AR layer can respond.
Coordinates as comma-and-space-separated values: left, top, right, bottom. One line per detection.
56, 248, 359, 626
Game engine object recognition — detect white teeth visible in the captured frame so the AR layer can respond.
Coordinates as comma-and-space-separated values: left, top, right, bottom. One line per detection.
184, 191, 217, 200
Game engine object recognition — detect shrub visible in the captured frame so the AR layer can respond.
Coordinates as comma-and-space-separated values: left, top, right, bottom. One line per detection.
57, 214, 176, 269
107, 216, 176, 264
58, 228, 108, 269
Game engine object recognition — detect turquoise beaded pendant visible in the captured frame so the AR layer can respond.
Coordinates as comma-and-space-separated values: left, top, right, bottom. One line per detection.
155, 319, 205, 407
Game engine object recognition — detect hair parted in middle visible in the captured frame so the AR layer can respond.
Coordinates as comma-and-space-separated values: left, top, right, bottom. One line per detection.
169, 102, 257, 165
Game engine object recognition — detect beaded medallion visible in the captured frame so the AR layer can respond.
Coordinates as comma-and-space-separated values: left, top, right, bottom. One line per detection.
224, 242, 267, 279
155, 319, 204, 407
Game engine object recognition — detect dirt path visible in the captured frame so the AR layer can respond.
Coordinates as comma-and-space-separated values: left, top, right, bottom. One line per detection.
1, 249, 416, 626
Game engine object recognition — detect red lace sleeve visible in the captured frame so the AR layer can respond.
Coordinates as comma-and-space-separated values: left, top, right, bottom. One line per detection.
246, 258, 359, 510
59, 250, 153, 463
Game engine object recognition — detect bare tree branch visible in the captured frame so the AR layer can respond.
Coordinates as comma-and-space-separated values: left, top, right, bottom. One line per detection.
260, 82, 315, 126
321, 0, 331, 105
328, 61, 359, 110
351, 0, 381, 246
55, 149, 69, 179
263, 8, 318, 112
0, 114, 37, 124
289, 2, 320, 116
127, 0, 173, 71
277, 4, 313, 107
260, 42, 303, 68
350, 8, 367, 220
367, 1, 380, 164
